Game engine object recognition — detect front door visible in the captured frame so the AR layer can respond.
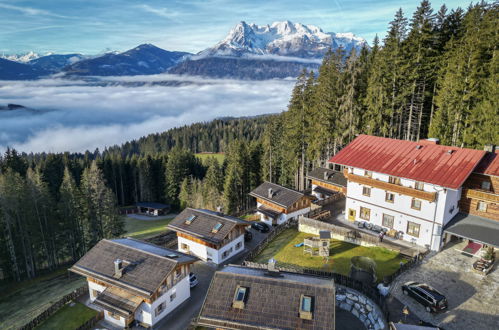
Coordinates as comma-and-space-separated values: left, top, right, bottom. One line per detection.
348, 209, 356, 222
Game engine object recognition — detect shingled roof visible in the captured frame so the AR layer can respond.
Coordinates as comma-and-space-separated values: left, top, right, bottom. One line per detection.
198, 265, 335, 330
168, 208, 250, 245
69, 238, 197, 298
250, 182, 305, 208
307, 167, 347, 188
329, 135, 485, 189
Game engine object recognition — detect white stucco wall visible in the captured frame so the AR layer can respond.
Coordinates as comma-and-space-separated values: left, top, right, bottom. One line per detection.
135, 275, 191, 326
88, 280, 106, 302
178, 234, 244, 264
257, 201, 310, 226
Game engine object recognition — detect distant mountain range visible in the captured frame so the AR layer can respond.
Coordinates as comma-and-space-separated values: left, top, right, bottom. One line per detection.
0, 21, 367, 80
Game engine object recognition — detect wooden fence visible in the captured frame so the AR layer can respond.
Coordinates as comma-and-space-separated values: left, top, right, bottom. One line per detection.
20, 284, 92, 330
76, 311, 104, 330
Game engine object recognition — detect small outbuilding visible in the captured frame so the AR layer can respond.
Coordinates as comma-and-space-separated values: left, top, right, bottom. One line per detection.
136, 202, 170, 217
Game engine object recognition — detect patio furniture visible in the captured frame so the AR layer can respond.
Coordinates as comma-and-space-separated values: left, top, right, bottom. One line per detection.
372, 225, 383, 233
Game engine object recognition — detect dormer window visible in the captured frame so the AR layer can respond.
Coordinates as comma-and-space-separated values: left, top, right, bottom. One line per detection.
232, 286, 248, 309
185, 215, 196, 225
299, 295, 313, 320
364, 170, 372, 178
212, 222, 223, 233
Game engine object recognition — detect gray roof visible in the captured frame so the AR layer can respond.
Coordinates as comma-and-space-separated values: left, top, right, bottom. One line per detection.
69, 238, 197, 297
168, 208, 250, 245
198, 265, 335, 330
307, 167, 347, 187
257, 206, 282, 219
136, 202, 170, 209
444, 212, 499, 247
250, 182, 305, 208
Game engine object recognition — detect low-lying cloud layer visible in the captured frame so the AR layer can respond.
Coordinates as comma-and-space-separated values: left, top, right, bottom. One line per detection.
0, 75, 294, 154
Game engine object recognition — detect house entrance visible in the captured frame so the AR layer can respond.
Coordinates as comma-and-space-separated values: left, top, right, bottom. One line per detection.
348, 209, 356, 222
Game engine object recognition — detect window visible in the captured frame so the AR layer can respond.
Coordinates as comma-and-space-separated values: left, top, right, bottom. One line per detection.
389, 176, 400, 185
184, 215, 196, 225
236, 242, 242, 250
477, 201, 487, 212
299, 295, 313, 320
382, 214, 394, 229
364, 170, 372, 178
222, 247, 233, 259
481, 181, 491, 191
233, 286, 248, 309
415, 181, 424, 190
155, 302, 166, 316
181, 243, 189, 251
170, 291, 176, 302
411, 199, 422, 210
175, 268, 181, 278
362, 186, 371, 197
360, 207, 370, 220
407, 221, 420, 238
385, 192, 395, 203
334, 164, 342, 172
212, 222, 223, 233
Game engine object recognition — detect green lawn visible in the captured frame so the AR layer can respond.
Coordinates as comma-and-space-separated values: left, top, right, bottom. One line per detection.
36, 302, 98, 330
0, 269, 86, 330
254, 229, 407, 281
195, 152, 225, 164
124, 215, 176, 239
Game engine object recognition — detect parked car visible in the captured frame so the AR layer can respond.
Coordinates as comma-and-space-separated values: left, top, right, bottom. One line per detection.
251, 222, 270, 233
402, 281, 447, 313
189, 272, 198, 288
244, 229, 253, 242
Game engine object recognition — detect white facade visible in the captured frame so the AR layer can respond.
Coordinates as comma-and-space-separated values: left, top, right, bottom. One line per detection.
178, 233, 244, 264
86, 266, 191, 328
256, 201, 310, 226
344, 167, 461, 251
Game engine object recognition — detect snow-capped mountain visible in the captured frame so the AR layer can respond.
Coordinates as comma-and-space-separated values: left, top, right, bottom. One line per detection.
199, 20, 367, 59
29, 54, 86, 73
1, 51, 42, 63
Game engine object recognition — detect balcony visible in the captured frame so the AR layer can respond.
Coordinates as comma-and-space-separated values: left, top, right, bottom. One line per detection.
463, 188, 499, 203
344, 171, 437, 202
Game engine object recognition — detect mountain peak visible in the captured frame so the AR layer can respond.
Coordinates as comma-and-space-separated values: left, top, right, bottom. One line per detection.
201, 21, 366, 59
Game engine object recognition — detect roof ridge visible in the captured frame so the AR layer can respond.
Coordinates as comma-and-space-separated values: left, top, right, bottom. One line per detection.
194, 208, 247, 225
107, 239, 179, 263
263, 181, 304, 195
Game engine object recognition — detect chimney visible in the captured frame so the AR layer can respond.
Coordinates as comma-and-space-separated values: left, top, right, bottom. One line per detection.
114, 259, 123, 278
216, 205, 223, 213
484, 144, 496, 153
324, 171, 329, 180
268, 188, 273, 199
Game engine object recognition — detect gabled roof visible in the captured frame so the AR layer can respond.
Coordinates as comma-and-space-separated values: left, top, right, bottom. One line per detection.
328, 135, 486, 189
168, 208, 250, 245
69, 238, 197, 298
250, 181, 305, 208
474, 151, 499, 177
307, 167, 347, 187
444, 212, 499, 248
198, 265, 335, 330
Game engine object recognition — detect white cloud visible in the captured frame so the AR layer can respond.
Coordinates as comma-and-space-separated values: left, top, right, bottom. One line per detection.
0, 75, 294, 153
137, 4, 180, 19
0, 3, 72, 19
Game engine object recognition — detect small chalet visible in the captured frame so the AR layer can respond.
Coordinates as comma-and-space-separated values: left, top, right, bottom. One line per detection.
197, 264, 335, 330
444, 145, 499, 250
307, 167, 347, 200
250, 182, 311, 226
136, 202, 170, 216
168, 208, 250, 264
69, 238, 197, 328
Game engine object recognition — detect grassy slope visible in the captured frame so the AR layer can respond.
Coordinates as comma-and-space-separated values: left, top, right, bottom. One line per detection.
195, 153, 225, 164
0, 269, 86, 330
36, 302, 97, 330
254, 229, 407, 280
123, 215, 176, 239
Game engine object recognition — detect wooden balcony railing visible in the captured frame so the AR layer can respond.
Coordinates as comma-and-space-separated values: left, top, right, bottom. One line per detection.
463, 188, 499, 203
344, 171, 437, 202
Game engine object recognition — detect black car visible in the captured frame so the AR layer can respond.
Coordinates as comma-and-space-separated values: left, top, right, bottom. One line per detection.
402, 281, 448, 313
251, 222, 270, 233
244, 229, 253, 242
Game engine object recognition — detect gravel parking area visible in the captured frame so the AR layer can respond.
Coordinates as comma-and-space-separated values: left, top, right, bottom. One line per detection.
391, 241, 499, 330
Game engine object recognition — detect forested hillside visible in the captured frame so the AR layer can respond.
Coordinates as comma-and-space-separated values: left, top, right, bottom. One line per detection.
0, 1, 496, 282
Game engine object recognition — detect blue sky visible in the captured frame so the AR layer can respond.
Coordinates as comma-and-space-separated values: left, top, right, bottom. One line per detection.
0, 0, 472, 55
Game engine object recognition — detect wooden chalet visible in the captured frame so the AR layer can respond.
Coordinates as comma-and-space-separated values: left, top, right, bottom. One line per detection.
306, 167, 347, 200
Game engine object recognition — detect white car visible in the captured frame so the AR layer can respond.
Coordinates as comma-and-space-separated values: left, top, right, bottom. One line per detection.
189, 272, 198, 288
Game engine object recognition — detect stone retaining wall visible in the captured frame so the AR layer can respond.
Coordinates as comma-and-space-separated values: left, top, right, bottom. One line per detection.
336, 286, 386, 330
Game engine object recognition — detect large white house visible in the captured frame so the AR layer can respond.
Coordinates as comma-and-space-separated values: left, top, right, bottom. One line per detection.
168, 208, 250, 264
70, 238, 197, 328
250, 182, 311, 226
329, 135, 485, 251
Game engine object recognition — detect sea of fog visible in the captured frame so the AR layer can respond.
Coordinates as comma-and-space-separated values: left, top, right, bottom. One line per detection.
0, 74, 295, 154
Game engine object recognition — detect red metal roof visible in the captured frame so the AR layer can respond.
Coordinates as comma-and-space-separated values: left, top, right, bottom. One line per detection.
328, 135, 486, 189
474, 151, 499, 177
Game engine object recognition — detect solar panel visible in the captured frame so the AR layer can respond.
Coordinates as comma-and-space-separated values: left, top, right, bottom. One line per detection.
185, 215, 197, 224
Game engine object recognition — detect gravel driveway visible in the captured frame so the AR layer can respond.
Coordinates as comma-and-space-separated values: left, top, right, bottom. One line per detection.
390, 241, 499, 330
